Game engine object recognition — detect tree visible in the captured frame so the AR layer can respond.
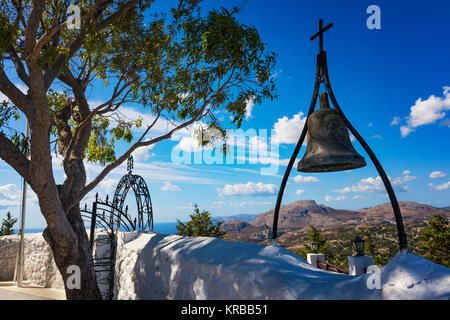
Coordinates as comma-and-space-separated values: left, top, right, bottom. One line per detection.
295, 225, 331, 259
1, 211, 18, 235
176, 204, 226, 239
0, 0, 276, 299
417, 215, 449, 267
363, 233, 384, 267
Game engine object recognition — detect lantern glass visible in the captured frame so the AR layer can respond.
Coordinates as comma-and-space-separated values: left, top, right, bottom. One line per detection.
311, 241, 319, 253
352, 236, 365, 256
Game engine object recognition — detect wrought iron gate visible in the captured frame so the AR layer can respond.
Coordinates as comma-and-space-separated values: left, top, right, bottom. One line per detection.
80, 156, 153, 300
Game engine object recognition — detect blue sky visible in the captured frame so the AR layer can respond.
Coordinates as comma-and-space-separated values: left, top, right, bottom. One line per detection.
1, 0, 449, 229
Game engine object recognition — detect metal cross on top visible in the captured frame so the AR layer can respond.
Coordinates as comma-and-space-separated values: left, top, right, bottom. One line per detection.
127, 155, 134, 173
310, 19, 333, 53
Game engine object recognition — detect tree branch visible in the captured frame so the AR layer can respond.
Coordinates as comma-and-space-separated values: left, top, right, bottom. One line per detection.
0, 69, 33, 118
0, 132, 33, 189
43, 0, 139, 91
7, 46, 31, 87
69, 103, 210, 211
24, 0, 46, 56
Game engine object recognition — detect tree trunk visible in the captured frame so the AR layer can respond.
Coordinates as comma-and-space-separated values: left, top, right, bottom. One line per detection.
43, 203, 102, 300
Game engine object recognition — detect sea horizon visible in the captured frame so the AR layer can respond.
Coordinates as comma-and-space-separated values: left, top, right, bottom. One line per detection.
14, 221, 179, 236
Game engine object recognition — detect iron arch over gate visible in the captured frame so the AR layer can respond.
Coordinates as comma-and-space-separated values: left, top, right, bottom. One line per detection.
112, 156, 154, 231
80, 156, 154, 299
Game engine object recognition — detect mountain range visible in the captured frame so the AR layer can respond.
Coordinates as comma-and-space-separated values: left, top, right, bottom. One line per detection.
219, 200, 450, 243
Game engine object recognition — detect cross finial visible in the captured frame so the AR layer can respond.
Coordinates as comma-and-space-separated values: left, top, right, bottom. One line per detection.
127, 156, 134, 173
310, 19, 333, 53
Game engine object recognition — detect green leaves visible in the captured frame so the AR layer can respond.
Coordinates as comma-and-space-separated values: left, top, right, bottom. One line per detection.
0, 13, 18, 57
0, 211, 17, 236
295, 225, 331, 259
176, 203, 226, 239
1, 0, 278, 167
84, 115, 141, 165
417, 215, 449, 267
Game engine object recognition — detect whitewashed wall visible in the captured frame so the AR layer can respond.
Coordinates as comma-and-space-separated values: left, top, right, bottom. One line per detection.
0, 233, 64, 289
113, 231, 450, 300
2, 231, 449, 300
113, 231, 376, 300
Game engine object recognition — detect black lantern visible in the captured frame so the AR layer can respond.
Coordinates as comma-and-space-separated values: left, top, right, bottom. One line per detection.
352, 236, 365, 256
311, 241, 319, 253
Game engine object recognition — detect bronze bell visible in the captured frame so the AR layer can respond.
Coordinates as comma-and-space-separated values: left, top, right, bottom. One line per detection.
297, 92, 366, 172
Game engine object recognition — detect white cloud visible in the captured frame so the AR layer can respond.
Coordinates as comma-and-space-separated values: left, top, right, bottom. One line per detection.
293, 175, 319, 183
333, 175, 412, 194
79, 158, 219, 187
0, 184, 20, 199
88, 102, 180, 135
174, 135, 203, 152
325, 195, 346, 202
218, 182, 277, 197
371, 134, 383, 139
400, 126, 414, 137
272, 112, 307, 144
248, 136, 269, 155
245, 98, 255, 120
428, 181, 450, 191
132, 143, 155, 161
429, 171, 447, 179
296, 189, 305, 196
98, 178, 118, 194
0, 183, 38, 208
270, 69, 283, 79
402, 170, 411, 175
390, 116, 401, 126
401, 86, 450, 137
173, 122, 224, 152
160, 181, 181, 192
394, 174, 418, 183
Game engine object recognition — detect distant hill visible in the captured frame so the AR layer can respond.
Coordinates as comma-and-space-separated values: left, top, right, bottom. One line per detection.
359, 202, 449, 222
212, 213, 259, 223
251, 200, 363, 230
442, 206, 450, 212
221, 200, 450, 243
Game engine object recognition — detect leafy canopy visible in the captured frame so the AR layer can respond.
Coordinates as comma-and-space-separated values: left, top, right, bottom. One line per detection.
0, 0, 277, 166
176, 203, 226, 239
417, 215, 449, 267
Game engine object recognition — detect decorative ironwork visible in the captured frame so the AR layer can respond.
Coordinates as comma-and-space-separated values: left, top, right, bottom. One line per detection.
80, 155, 154, 300
271, 19, 408, 251
112, 156, 153, 231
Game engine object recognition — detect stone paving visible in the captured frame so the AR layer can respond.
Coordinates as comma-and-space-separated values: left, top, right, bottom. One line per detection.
0, 282, 66, 300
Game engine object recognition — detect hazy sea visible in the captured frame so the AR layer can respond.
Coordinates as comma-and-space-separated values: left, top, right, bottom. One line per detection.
17, 222, 179, 235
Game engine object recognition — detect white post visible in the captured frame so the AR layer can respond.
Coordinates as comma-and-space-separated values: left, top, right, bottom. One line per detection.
15, 121, 29, 287
348, 255, 374, 276
307, 253, 326, 268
